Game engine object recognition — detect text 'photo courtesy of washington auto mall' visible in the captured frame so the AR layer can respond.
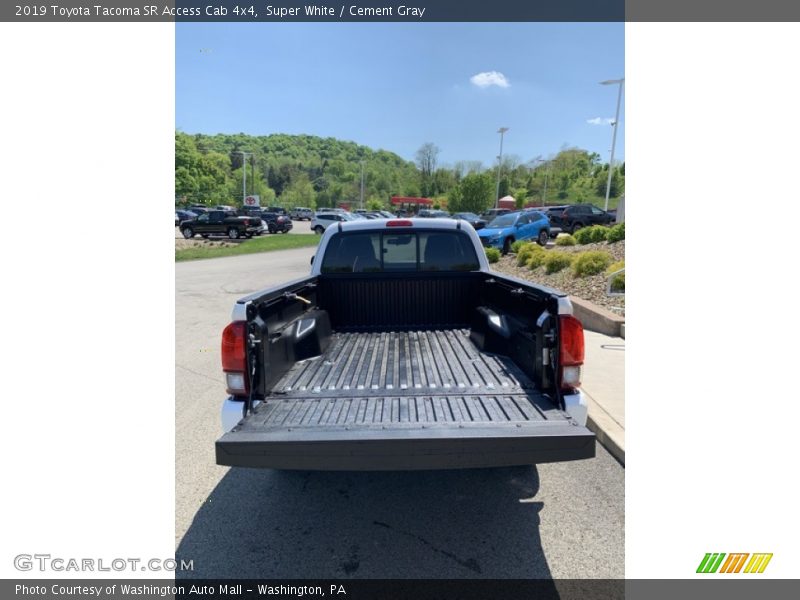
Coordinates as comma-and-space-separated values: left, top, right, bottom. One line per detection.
175, 20, 625, 579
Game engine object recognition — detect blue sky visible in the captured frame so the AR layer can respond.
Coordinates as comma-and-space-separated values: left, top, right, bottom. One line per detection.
176, 23, 624, 166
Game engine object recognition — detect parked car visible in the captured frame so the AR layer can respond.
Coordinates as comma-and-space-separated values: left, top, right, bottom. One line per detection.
260, 211, 293, 234
418, 209, 450, 218
290, 207, 314, 221
215, 217, 594, 470
481, 208, 511, 221
310, 211, 355, 234
450, 212, 487, 230
546, 204, 614, 234
180, 210, 263, 240
478, 210, 550, 254
534, 205, 568, 237
175, 209, 197, 226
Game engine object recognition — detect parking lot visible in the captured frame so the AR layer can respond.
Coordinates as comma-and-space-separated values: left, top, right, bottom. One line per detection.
175, 246, 624, 579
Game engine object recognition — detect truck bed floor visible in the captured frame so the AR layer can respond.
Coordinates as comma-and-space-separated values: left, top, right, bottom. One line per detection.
253, 329, 567, 428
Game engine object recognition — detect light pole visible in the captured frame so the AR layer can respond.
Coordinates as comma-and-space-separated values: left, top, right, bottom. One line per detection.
234, 151, 252, 204
532, 158, 551, 207
359, 160, 365, 209
600, 78, 624, 211
494, 127, 509, 209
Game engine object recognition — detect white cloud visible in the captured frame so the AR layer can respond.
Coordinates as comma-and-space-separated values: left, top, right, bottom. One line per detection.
587, 117, 615, 125
470, 71, 510, 88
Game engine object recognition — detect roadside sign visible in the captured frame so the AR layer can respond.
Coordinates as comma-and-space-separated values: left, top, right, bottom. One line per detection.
244, 195, 260, 207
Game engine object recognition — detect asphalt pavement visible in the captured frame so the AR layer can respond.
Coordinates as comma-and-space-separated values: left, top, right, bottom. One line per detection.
175, 245, 624, 579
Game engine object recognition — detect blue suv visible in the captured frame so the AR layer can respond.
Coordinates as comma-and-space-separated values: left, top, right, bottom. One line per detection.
478, 210, 550, 254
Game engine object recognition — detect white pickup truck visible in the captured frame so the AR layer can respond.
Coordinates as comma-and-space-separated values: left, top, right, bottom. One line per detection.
215, 218, 594, 470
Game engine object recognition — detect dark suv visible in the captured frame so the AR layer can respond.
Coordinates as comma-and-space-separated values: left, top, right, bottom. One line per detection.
547, 204, 614, 233
260, 211, 293, 234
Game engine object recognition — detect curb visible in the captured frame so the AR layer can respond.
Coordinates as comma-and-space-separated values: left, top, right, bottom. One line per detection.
570, 296, 625, 337
587, 415, 625, 466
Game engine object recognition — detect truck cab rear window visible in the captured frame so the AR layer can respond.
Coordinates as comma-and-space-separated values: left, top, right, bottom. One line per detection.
321, 231, 480, 273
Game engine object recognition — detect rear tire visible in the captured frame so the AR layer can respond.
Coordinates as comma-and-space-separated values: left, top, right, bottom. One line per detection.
537, 230, 549, 246
502, 237, 513, 255
181, 227, 194, 239
314, 226, 324, 235
228, 227, 240, 240
571, 222, 585, 234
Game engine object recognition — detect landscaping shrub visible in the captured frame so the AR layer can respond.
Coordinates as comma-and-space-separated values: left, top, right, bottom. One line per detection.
511, 240, 527, 254
555, 234, 576, 246
607, 260, 625, 292
606, 222, 625, 243
574, 225, 609, 244
515, 242, 538, 266
544, 251, 573, 274
485, 247, 501, 263
572, 250, 613, 276
526, 246, 547, 270
609, 270, 625, 292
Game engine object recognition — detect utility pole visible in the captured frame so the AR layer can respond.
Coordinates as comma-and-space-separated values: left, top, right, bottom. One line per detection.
600, 78, 624, 211
494, 127, 509, 209
359, 160, 365, 209
543, 161, 553, 206
234, 151, 251, 205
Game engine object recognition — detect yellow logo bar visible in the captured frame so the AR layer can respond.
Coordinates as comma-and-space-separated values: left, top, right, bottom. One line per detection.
743, 553, 773, 574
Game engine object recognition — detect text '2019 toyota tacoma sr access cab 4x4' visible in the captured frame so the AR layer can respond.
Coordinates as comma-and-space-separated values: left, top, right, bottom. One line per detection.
215, 218, 595, 470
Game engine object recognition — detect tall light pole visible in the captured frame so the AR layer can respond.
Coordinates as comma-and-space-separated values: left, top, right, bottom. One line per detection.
494, 127, 509, 209
234, 151, 252, 204
359, 160, 365, 209
532, 158, 551, 207
600, 78, 624, 211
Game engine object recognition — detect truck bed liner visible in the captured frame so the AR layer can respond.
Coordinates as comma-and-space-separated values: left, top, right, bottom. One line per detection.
217, 330, 593, 469
267, 329, 565, 424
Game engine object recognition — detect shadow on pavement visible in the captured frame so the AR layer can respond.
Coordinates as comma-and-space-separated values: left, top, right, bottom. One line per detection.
177, 465, 554, 580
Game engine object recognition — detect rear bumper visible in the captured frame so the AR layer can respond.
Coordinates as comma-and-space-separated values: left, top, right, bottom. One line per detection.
217, 398, 595, 471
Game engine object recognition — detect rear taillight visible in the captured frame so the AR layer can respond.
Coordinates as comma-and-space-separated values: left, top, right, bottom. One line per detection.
387, 219, 413, 227
243, 219, 250, 226
559, 315, 584, 391
221, 321, 248, 396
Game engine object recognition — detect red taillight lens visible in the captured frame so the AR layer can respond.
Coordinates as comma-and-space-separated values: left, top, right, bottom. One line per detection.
559, 315, 584, 390
387, 219, 413, 227
221, 321, 248, 395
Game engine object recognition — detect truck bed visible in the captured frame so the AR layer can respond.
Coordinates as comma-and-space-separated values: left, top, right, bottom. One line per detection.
267, 329, 565, 425
216, 330, 594, 470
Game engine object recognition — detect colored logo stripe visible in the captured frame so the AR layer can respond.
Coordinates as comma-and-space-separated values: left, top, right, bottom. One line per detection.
698, 552, 772, 574
697, 553, 726, 573
719, 553, 749, 573
744, 553, 773, 573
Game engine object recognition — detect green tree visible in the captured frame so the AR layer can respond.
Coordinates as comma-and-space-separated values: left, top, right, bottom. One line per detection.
448, 172, 494, 214
280, 173, 316, 209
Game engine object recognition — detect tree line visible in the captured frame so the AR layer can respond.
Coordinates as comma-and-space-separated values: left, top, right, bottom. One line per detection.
175, 131, 624, 212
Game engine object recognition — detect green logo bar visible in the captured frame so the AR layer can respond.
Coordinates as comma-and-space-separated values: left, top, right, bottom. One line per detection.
697, 553, 726, 573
